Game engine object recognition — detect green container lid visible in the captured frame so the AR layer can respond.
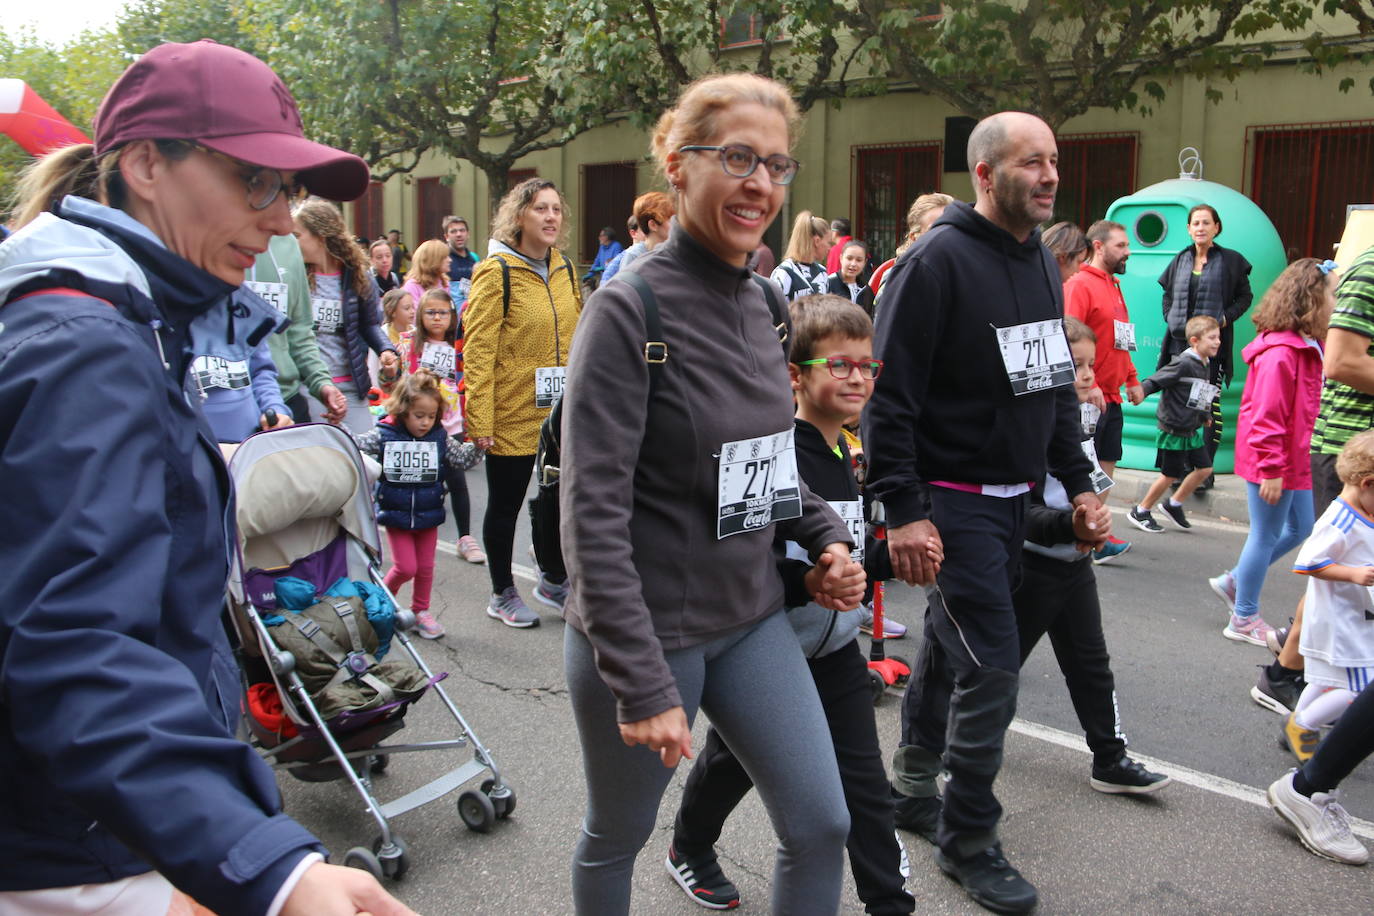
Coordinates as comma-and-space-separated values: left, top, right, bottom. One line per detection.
1104, 173, 1288, 473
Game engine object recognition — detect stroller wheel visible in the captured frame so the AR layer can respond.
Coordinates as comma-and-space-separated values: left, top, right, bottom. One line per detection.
482, 778, 517, 819
373, 834, 409, 880
341, 846, 383, 881
458, 789, 497, 833
368, 754, 390, 774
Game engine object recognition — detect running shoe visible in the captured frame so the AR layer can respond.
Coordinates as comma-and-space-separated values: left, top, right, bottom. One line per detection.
1223, 613, 1275, 647
665, 844, 741, 909
935, 843, 1038, 914
1267, 624, 1291, 656
1282, 711, 1321, 763
895, 829, 911, 879
487, 587, 540, 628
1267, 770, 1369, 865
892, 789, 941, 844
1090, 755, 1171, 795
1127, 506, 1164, 533
457, 535, 486, 565
858, 604, 908, 639
1208, 571, 1237, 612
533, 574, 569, 613
1159, 500, 1191, 529
414, 610, 445, 639
1091, 536, 1131, 565
1251, 664, 1304, 715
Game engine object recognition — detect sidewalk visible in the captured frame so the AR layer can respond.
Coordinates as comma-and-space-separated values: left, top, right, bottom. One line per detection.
1108, 467, 1251, 526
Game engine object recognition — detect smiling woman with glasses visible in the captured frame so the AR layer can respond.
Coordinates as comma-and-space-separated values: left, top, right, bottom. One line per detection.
0, 39, 414, 916
558, 72, 858, 915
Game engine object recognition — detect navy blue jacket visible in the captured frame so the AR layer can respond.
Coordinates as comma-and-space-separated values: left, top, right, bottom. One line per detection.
0, 197, 323, 913
337, 266, 396, 392
375, 419, 449, 529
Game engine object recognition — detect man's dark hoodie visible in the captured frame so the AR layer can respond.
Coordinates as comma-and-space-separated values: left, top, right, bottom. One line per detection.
864, 201, 1093, 526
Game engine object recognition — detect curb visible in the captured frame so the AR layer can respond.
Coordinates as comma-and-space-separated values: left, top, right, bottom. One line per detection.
1106, 468, 1251, 527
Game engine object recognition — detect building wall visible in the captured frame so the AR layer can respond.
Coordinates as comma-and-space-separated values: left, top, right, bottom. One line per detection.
356, 53, 1374, 265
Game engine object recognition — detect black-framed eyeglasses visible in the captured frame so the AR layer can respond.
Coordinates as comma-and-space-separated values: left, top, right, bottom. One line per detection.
796, 357, 883, 380
679, 144, 800, 186
190, 143, 303, 210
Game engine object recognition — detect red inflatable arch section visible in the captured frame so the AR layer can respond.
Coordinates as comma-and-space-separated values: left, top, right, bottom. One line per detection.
0, 78, 90, 155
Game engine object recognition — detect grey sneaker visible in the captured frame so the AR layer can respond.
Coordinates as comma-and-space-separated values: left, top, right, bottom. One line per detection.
487, 586, 540, 628
1268, 770, 1369, 865
533, 574, 569, 613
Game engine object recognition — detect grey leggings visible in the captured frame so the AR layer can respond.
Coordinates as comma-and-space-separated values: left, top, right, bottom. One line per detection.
565, 611, 850, 915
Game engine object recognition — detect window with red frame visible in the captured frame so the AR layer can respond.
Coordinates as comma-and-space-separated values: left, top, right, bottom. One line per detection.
1053, 133, 1137, 230
720, 10, 764, 47
352, 181, 384, 243
1248, 121, 1374, 260
854, 142, 942, 261
416, 177, 452, 244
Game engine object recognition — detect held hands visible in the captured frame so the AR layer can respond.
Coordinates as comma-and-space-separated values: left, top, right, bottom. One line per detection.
804, 543, 866, 611
886, 519, 944, 586
320, 384, 348, 424
1259, 477, 1283, 506
1127, 383, 1145, 406
280, 862, 418, 916
1070, 491, 1111, 552
474, 437, 495, 451
619, 706, 693, 768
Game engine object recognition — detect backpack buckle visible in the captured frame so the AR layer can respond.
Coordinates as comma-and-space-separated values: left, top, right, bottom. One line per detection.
774, 323, 788, 345
644, 341, 668, 364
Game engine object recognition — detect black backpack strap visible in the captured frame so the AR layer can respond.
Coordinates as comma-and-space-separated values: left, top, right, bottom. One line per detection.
558, 249, 579, 304
620, 271, 666, 395
750, 273, 789, 352
497, 255, 512, 318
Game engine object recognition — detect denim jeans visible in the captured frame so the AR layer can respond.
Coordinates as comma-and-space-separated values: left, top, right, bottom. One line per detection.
1231, 483, 1314, 618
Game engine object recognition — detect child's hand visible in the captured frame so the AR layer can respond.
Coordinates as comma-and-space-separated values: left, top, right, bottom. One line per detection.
1204, 416, 1213, 428
805, 545, 866, 611
1351, 566, 1374, 587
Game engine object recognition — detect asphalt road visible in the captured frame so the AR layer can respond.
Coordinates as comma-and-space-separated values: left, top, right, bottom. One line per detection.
275, 470, 1374, 915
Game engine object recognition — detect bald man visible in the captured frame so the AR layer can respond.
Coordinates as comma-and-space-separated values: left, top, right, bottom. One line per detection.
864, 111, 1106, 914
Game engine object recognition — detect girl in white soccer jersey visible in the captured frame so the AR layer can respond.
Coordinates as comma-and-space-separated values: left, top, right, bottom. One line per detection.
1287, 429, 1374, 762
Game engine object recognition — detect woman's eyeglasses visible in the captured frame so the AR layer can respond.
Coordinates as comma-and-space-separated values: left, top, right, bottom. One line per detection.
191, 143, 302, 210
679, 144, 800, 186
796, 357, 883, 380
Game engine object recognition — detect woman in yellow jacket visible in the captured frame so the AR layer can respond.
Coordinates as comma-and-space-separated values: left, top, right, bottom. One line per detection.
464, 177, 582, 627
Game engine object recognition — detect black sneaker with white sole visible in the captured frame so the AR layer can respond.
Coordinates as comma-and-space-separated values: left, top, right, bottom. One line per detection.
1090, 755, 1171, 794
1127, 506, 1164, 532
1159, 500, 1191, 529
666, 844, 740, 910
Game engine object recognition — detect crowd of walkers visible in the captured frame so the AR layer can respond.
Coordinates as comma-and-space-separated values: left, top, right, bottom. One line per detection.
3, 36, 1374, 916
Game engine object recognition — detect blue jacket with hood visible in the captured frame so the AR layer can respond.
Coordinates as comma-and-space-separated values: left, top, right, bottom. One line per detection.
0, 197, 325, 914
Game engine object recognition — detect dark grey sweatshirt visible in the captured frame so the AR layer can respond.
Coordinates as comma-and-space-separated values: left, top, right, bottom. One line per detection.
559, 225, 852, 722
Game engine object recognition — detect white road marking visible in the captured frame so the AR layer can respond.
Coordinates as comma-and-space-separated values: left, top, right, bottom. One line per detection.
1009, 718, 1374, 839
436, 539, 538, 582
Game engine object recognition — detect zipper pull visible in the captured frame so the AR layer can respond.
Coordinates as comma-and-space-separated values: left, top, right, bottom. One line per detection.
150, 319, 170, 370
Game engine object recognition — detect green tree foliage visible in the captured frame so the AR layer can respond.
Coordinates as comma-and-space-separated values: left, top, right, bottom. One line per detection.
0, 28, 129, 214
846, 0, 1356, 129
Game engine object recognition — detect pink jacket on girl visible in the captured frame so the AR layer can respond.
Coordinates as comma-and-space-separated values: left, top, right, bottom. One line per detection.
1233, 330, 1324, 489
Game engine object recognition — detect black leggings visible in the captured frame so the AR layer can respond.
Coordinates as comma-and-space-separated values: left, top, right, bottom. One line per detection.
483, 453, 536, 593
446, 467, 471, 538
1299, 682, 1374, 794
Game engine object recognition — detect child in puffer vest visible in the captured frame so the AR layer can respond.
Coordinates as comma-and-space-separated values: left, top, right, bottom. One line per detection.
352, 369, 480, 639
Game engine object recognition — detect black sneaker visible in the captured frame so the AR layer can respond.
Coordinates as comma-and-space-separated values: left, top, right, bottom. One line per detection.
1127, 506, 1164, 533
1251, 664, 1304, 715
1159, 501, 1191, 529
935, 843, 1038, 914
892, 789, 941, 844
665, 844, 740, 910
1090, 756, 1171, 795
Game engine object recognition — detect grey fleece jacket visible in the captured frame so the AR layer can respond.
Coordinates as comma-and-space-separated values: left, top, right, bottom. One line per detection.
559, 226, 852, 722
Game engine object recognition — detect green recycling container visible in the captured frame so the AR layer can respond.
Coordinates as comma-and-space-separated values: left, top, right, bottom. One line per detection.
1105, 177, 1288, 472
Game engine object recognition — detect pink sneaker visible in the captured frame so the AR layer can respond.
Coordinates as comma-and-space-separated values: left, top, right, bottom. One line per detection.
415, 610, 445, 639
457, 535, 486, 565
1223, 612, 1274, 647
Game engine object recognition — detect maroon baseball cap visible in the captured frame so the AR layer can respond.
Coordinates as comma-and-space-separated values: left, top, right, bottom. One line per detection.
94, 40, 369, 202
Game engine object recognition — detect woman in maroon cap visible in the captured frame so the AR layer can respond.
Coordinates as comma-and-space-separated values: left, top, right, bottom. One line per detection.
0, 41, 413, 916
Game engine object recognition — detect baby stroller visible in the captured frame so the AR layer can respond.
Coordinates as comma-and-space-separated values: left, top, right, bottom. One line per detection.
224, 423, 514, 880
